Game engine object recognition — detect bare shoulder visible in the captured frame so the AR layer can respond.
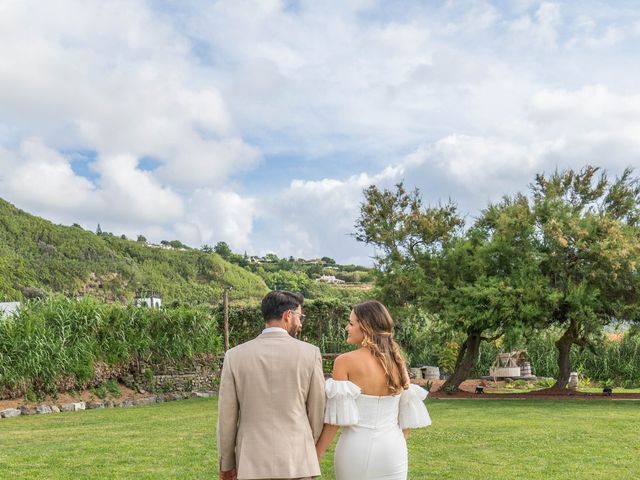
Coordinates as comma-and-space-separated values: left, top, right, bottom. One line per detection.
333, 350, 364, 376
334, 350, 359, 366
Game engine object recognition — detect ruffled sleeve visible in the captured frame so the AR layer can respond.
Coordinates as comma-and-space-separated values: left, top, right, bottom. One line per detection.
398, 384, 431, 429
324, 378, 361, 426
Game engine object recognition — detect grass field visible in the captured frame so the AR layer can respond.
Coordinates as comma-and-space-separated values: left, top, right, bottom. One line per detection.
1, 398, 638, 479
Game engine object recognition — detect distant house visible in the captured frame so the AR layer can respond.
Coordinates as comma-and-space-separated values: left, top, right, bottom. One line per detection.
317, 275, 345, 285
0, 301, 20, 317
134, 291, 162, 309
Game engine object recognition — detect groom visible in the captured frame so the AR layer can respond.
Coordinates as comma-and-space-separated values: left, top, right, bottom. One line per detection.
217, 290, 326, 480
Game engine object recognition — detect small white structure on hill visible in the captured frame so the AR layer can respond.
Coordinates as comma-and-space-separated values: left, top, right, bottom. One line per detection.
317, 275, 345, 284
135, 291, 162, 308
0, 302, 20, 317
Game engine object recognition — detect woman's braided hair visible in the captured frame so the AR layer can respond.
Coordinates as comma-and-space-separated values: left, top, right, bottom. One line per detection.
353, 300, 409, 395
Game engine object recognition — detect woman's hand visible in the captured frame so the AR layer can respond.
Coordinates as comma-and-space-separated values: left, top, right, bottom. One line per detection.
219, 468, 237, 480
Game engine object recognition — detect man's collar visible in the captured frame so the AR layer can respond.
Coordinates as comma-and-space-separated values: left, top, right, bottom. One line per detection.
261, 326, 288, 335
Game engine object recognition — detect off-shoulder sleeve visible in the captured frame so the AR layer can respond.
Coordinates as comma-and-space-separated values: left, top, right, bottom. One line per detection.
324, 378, 361, 426
398, 384, 431, 429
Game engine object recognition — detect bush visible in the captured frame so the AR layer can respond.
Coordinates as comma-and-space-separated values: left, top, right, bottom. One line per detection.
92, 385, 108, 400
535, 378, 555, 388
0, 297, 223, 399
106, 379, 121, 398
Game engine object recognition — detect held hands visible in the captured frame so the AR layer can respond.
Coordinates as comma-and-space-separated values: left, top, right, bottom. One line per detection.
219, 468, 237, 480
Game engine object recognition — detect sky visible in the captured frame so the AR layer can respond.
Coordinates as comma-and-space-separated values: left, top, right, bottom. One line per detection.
1, 0, 639, 265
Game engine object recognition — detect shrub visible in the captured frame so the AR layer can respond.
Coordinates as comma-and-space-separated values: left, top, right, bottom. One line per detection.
0, 297, 223, 399
535, 378, 555, 388
92, 385, 107, 400
106, 379, 121, 398
513, 379, 529, 389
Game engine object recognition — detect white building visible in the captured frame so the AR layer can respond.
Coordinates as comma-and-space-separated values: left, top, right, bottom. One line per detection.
134, 291, 162, 308
317, 275, 345, 284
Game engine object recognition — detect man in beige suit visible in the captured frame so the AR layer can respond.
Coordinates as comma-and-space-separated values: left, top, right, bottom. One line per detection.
218, 290, 326, 480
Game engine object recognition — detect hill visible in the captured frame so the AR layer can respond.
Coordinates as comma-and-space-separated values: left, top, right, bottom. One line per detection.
0, 198, 269, 303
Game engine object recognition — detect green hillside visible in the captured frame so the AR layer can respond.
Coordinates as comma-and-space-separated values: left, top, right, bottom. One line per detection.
0, 198, 268, 303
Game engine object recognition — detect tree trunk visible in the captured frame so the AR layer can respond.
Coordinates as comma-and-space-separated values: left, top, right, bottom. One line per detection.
553, 320, 578, 389
442, 330, 483, 392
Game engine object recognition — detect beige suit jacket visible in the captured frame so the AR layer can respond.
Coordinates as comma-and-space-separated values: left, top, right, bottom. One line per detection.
217, 331, 326, 480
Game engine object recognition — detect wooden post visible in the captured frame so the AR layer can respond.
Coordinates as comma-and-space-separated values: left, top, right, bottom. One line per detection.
223, 287, 230, 352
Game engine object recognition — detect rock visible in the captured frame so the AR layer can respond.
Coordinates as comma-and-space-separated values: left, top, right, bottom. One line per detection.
191, 391, 215, 398
0, 408, 21, 418
86, 401, 104, 409
36, 405, 53, 414
50, 405, 61, 413
135, 396, 158, 406
60, 402, 86, 412
121, 400, 135, 407
19, 405, 37, 416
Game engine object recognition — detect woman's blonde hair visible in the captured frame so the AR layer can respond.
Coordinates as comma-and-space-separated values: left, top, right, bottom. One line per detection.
352, 300, 409, 394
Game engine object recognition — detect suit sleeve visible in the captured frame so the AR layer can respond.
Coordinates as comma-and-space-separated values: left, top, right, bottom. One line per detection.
217, 351, 239, 471
306, 347, 326, 442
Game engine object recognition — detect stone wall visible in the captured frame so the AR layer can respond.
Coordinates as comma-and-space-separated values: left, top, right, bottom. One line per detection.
122, 356, 222, 394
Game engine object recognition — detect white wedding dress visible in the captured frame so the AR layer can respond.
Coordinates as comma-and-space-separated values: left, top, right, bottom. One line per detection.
324, 378, 431, 480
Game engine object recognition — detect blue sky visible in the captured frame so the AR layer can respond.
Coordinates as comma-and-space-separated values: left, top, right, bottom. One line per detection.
1, 0, 639, 264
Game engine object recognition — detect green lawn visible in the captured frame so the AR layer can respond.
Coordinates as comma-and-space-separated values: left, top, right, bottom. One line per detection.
1, 398, 638, 479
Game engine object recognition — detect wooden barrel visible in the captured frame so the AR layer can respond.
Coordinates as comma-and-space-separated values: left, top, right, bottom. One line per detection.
422, 366, 440, 380
520, 362, 532, 377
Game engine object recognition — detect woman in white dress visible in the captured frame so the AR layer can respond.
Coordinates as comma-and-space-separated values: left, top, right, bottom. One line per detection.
315, 300, 431, 480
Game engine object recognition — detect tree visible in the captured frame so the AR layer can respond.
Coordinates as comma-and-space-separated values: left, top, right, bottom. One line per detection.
355, 183, 552, 391
96, 224, 102, 235
264, 253, 279, 263
214, 241, 232, 258
530, 166, 640, 388
169, 239, 189, 249
137, 235, 147, 243
264, 270, 310, 293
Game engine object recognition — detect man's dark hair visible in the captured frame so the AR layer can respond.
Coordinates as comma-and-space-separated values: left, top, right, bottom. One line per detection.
262, 290, 304, 322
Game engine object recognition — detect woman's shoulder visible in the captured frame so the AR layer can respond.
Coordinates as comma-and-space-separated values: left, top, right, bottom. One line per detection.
335, 349, 370, 367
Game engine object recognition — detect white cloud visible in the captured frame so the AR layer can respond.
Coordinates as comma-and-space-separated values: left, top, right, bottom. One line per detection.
93, 154, 184, 223
184, 188, 257, 251
2, 1, 640, 264
254, 166, 401, 261
2, 138, 100, 217
0, 0, 257, 190
509, 2, 562, 49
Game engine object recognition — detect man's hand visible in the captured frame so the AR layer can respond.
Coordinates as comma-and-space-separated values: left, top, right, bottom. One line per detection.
219, 468, 237, 480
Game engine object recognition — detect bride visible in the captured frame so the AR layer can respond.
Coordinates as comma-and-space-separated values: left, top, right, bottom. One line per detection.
315, 300, 431, 480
